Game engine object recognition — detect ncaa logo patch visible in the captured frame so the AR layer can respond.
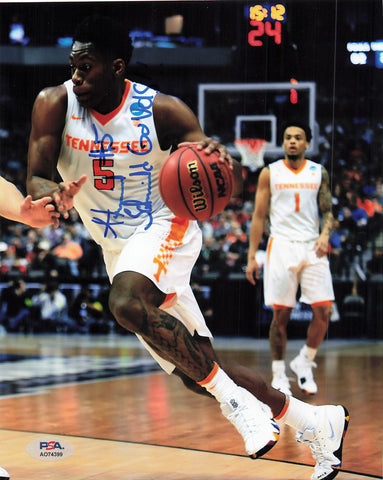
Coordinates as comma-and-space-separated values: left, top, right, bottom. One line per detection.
27, 438, 74, 462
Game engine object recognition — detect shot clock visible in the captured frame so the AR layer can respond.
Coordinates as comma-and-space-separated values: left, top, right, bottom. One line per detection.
248, 3, 286, 47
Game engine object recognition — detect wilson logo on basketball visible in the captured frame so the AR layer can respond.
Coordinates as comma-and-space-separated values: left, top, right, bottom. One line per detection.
209, 162, 227, 198
158, 145, 233, 221
187, 160, 208, 213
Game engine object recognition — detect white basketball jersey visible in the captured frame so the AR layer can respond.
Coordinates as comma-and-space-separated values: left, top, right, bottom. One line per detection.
58, 79, 172, 251
268, 159, 322, 241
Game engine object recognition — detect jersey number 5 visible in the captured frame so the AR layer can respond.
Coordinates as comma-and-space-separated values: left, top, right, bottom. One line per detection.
93, 159, 115, 190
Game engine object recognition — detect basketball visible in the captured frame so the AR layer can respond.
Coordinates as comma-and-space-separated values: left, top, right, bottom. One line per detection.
159, 144, 234, 221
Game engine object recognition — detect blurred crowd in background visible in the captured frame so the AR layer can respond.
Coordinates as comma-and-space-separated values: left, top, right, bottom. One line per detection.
0, 2, 382, 331
0, 116, 382, 286
0, 112, 382, 335
0, 1, 381, 335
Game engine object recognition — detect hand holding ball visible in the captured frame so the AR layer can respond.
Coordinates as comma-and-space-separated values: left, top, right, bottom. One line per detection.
159, 145, 234, 221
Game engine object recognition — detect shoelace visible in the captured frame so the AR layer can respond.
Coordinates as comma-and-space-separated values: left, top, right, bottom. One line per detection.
309, 440, 327, 465
231, 404, 264, 435
296, 429, 328, 465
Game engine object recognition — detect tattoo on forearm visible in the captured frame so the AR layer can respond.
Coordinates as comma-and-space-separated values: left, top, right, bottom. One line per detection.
319, 168, 333, 235
30, 176, 59, 199
321, 211, 333, 236
36, 178, 54, 190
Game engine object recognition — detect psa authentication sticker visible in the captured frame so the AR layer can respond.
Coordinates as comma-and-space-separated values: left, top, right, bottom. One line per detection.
27, 438, 74, 461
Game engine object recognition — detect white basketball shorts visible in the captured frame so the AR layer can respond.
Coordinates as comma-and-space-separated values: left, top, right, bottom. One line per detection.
263, 236, 334, 308
103, 215, 213, 373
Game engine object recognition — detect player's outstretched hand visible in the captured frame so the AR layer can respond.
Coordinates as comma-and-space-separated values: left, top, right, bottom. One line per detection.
53, 174, 87, 219
20, 195, 60, 228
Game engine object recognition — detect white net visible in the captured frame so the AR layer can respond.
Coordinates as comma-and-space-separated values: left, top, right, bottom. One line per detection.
234, 138, 268, 172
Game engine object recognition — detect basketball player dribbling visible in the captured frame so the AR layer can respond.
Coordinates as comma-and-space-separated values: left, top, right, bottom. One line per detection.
246, 124, 335, 398
27, 15, 349, 480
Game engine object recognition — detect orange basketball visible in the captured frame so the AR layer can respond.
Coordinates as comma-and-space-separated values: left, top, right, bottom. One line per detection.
159, 144, 234, 221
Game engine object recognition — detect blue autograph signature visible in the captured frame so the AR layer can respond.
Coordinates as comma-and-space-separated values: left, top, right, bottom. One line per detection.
129, 83, 154, 155
90, 88, 154, 238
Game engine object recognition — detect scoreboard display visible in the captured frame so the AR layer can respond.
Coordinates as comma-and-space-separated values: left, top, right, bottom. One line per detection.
247, 3, 286, 47
347, 41, 383, 68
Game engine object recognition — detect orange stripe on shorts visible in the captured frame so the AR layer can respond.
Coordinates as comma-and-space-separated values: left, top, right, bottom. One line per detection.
160, 292, 177, 309
311, 300, 333, 308
153, 216, 190, 283
273, 304, 291, 310
267, 237, 274, 265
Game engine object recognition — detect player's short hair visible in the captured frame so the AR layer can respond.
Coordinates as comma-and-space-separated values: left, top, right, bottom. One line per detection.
73, 14, 133, 65
282, 122, 312, 142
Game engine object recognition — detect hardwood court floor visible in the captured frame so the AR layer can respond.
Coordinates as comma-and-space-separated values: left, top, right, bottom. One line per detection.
0, 334, 381, 480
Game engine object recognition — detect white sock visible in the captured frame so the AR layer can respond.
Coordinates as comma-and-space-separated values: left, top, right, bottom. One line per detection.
300, 344, 317, 362
197, 363, 238, 404
277, 396, 317, 432
272, 360, 286, 375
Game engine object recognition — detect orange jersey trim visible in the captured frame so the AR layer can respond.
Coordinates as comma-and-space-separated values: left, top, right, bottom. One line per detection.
283, 158, 307, 175
90, 79, 131, 126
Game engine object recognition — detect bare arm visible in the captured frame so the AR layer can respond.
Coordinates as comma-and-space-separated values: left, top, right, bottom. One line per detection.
27, 85, 87, 217
0, 176, 59, 227
27, 85, 67, 197
153, 93, 243, 196
246, 167, 271, 285
314, 166, 334, 257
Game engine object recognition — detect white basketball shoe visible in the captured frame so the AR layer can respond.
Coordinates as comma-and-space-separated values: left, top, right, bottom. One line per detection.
296, 405, 350, 480
272, 371, 292, 396
290, 355, 318, 395
0, 467, 9, 480
220, 386, 280, 458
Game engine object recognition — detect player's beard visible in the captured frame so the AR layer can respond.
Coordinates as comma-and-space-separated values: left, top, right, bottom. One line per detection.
287, 154, 299, 161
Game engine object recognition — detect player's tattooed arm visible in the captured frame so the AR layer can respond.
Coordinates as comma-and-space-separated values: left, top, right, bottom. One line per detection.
318, 166, 334, 238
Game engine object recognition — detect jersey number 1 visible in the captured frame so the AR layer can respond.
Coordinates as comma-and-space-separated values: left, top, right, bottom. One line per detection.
294, 193, 300, 212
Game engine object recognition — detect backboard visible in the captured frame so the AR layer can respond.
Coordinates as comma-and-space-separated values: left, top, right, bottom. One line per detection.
198, 81, 318, 160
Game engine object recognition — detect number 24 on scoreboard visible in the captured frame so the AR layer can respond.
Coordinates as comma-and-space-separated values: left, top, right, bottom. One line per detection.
248, 3, 286, 47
